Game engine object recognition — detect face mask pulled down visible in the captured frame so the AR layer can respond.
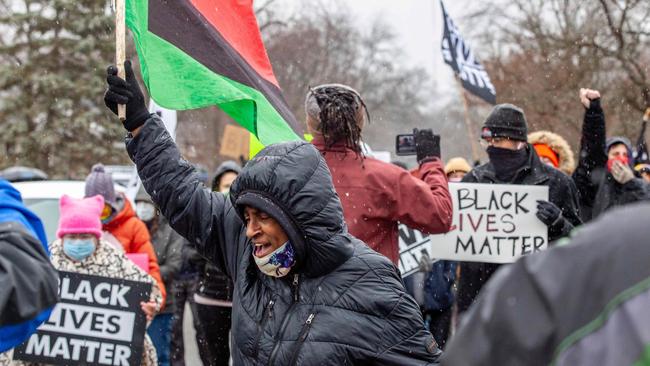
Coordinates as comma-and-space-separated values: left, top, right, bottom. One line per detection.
254, 241, 296, 277
63, 238, 97, 261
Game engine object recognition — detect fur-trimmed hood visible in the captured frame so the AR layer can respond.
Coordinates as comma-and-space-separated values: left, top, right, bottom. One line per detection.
528, 131, 575, 175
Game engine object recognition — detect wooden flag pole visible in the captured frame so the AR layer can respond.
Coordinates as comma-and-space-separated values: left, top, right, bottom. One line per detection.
454, 76, 480, 164
116, 0, 126, 121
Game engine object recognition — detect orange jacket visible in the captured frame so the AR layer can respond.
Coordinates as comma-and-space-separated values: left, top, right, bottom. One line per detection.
104, 195, 166, 306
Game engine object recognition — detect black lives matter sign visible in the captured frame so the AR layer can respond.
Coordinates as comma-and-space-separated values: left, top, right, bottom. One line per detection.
399, 183, 548, 276
15, 271, 150, 366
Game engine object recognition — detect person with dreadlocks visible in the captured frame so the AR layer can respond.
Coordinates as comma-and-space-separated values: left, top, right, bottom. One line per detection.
305, 84, 453, 264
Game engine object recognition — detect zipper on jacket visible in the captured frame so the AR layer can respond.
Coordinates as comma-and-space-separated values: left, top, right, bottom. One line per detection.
268, 274, 301, 365
288, 313, 316, 366
252, 298, 275, 359
292, 273, 300, 302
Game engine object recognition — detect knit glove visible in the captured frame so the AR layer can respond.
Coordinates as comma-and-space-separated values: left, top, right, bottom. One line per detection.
414, 128, 441, 164
536, 200, 563, 228
104, 60, 150, 131
611, 160, 635, 184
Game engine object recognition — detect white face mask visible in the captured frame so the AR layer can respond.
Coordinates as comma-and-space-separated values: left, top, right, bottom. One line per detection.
448, 177, 463, 183
136, 202, 156, 222
253, 241, 296, 277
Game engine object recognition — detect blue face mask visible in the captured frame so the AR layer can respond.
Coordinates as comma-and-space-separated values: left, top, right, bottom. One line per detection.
63, 238, 97, 261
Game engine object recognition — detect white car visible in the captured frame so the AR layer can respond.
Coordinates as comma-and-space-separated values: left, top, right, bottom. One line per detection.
14, 180, 127, 244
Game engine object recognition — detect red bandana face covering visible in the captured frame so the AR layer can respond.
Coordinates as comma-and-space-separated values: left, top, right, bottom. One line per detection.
607, 156, 629, 172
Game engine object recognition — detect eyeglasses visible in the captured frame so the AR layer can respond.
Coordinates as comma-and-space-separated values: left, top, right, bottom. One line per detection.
479, 137, 509, 148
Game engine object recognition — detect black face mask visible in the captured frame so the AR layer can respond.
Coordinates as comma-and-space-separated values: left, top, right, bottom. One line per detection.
487, 145, 529, 182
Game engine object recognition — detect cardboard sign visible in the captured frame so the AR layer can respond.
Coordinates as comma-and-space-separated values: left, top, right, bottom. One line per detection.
399, 183, 549, 277
14, 271, 151, 366
220, 124, 250, 159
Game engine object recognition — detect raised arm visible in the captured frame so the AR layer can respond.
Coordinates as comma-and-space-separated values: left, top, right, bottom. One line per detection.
104, 61, 241, 279
395, 129, 453, 234
572, 89, 606, 211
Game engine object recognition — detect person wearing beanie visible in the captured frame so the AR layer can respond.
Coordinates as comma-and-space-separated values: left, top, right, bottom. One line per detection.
135, 187, 183, 366
84, 163, 167, 307
305, 83, 453, 266
444, 157, 472, 182
1, 195, 164, 365
572, 88, 650, 222
456, 103, 582, 316
528, 131, 576, 175
0, 179, 58, 355
103, 65, 444, 365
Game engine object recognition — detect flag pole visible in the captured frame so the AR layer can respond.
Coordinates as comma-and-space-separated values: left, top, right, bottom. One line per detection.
115, 0, 126, 121
454, 76, 480, 164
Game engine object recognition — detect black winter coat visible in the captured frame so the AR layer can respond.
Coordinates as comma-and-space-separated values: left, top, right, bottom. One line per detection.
456, 144, 582, 314
572, 100, 650, 222
127, 116, 441, 365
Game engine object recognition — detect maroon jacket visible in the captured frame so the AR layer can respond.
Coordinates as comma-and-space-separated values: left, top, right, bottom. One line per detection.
312, 137, 453, 264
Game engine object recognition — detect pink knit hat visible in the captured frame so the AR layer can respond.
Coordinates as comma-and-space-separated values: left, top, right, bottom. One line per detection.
56, 194, 104, 239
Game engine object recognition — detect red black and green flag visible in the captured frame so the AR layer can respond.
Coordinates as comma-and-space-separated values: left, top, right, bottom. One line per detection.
125, 0, 302, 145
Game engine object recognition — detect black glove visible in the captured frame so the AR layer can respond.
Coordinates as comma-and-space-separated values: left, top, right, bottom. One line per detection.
414, 128, 441, 163
104, 60, 150, 131
536, 200, 563, 227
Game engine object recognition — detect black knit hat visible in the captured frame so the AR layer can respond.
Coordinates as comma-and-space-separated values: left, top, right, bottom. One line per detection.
481, 104, 528, 142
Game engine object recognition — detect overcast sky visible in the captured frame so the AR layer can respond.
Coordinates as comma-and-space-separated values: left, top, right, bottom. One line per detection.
272, 0, 474, 96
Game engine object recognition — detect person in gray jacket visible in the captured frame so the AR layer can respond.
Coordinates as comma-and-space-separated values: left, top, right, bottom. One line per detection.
136, 186, 183, 366
443, 202, 650, 366
104, 61, 442, 365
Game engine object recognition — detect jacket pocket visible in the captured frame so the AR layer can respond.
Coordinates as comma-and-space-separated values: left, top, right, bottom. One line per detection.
289, 313, 316, 366
252, 298, 275, 359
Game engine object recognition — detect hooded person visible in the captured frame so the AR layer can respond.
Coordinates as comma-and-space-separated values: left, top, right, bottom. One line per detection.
0, 179, 58, 354
84, 164, 166, 306
135, 186, 183, 366
528, 130, 576, 175
304, 83, 453, 265
456, 103, 582, 315
103, 61, 443, 365
443, 202, 650, 366
572, 88, 650, 222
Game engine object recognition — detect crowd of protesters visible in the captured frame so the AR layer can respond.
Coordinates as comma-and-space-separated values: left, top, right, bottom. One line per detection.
0, 59, 649, 366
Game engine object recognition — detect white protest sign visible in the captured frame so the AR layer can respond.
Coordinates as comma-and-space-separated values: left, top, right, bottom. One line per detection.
14, 271, 150, 366
399, 183, 548, 277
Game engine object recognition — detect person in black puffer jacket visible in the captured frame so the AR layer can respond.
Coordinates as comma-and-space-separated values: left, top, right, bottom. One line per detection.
104, 62, 442, 365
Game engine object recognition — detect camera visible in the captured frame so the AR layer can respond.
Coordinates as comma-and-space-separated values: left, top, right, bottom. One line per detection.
395, 134, 416, 156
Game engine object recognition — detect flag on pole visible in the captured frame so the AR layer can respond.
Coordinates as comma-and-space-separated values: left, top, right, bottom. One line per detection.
125, 0, 301, 145
440, 0, 496, 105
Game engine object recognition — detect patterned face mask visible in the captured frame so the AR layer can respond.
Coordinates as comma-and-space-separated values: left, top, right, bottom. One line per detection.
253, 241, 296, 277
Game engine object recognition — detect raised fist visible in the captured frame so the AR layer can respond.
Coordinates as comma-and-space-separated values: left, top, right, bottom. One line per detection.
579, 88, 601, 109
